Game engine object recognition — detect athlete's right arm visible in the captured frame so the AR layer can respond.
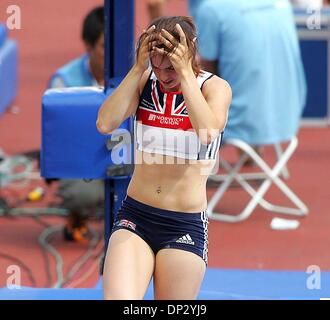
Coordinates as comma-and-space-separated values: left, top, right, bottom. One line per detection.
96, 25, 156, 135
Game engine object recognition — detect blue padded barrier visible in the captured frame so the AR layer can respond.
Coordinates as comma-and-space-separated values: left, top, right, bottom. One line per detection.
0, 37, 18, 115
41, 86, 132, 179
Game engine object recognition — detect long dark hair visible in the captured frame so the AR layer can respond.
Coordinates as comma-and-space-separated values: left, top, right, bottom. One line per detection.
136, 16, 201, 75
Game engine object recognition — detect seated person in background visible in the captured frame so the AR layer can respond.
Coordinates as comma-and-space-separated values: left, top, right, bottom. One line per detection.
47, 6, 105, 242
194, 0, 307, 164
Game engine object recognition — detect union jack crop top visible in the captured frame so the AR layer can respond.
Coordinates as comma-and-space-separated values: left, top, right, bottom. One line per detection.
134, 70, 224, 160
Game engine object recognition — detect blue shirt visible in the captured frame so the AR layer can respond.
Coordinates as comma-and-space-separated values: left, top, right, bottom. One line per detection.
48, 54, 97, 89
188, 0, 205, 19
196, 0, 307, 144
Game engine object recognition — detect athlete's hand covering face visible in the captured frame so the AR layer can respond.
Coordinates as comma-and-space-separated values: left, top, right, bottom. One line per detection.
152, 24, 193, 77
136, 25, 157, 71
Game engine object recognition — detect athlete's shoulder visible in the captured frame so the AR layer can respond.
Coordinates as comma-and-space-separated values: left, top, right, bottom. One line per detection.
201, 72, 232, 103
202, 72, 231, 94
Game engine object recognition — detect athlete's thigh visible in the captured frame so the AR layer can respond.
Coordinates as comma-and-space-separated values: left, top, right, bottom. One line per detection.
103, 229, 155, 300
153, 249, 206, 300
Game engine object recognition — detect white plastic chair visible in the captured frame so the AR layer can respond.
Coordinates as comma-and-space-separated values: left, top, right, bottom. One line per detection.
207, 136, 309, 222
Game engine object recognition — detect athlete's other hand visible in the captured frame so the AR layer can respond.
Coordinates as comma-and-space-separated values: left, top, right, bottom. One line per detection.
153, 24, 193, 77
136, 25, 157, 72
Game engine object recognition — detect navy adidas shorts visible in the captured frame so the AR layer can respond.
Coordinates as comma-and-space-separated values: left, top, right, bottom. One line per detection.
111, 195, 209, 264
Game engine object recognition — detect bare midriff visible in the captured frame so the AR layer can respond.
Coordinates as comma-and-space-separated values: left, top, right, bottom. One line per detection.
126, 150, 216, 213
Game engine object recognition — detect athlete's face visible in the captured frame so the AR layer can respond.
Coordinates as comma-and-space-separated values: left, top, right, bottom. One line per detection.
150, 54, 180, 91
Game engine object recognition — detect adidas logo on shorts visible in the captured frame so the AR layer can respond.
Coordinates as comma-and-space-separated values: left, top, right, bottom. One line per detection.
176, 234, 195, 245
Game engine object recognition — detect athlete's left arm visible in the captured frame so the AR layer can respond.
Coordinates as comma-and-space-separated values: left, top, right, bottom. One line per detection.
180, 72, 232, 145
